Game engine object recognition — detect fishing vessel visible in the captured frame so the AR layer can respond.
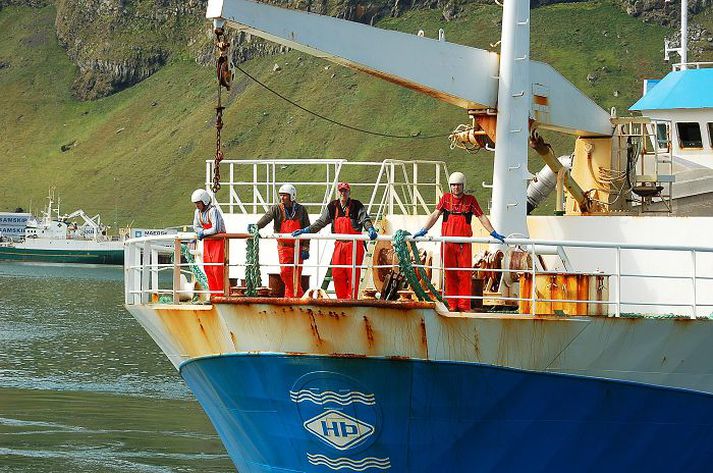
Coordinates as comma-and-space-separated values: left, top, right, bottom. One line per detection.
124, 0, 713, 471
0, 190, 124, 265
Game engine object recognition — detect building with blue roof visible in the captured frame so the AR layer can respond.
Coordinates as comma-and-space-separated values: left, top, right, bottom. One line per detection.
630, 68, 713, 111
630, 67, 713, 160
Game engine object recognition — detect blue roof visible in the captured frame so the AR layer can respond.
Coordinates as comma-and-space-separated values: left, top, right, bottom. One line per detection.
629, 68, 713, 111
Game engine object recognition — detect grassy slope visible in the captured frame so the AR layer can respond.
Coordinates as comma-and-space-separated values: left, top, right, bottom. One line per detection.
0, 2, 671, 227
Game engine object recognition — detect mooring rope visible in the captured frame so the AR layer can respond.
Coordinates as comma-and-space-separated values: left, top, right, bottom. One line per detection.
158, 242, 209, 304
392, 230, 444, 303
245, 225, 262, 296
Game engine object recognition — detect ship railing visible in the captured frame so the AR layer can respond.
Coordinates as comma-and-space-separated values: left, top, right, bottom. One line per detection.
124, 233, 713, 318
204, 158, 449, 218
672, 62, 713, 71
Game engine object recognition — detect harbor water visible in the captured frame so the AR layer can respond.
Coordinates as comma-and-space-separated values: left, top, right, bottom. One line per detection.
0, 262, 234, 472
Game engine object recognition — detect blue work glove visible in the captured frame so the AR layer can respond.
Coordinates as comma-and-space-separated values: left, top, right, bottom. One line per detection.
301, 250, 310, 260
490, 230, 506, 243
413, 227, 428, 238
197, 230, 205, 241
368, 227, 378, 240
292, 228, 309, 237
247, 223, 257, 233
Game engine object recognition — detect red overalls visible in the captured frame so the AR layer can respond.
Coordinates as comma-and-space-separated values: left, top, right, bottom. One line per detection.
277, 204, 304, 298
198, 209, 225, 295
440, 194, 481, 311
331, 204, 365, 299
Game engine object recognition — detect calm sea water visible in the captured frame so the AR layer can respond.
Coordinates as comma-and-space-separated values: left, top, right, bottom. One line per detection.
0, 262, 234, 472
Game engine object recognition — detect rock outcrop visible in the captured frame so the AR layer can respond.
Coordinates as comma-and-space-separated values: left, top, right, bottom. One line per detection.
616, 0, 712, 25
4, 0, 711, 100
53, 0, 208, 100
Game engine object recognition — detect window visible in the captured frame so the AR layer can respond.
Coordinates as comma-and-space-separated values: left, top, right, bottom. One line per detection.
677, 122, 703, 149
708, 123, 713, 148
656, 123, 669, 149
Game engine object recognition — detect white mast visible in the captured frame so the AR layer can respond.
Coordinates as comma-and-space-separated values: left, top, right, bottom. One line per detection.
490, 0, 530, 238
680, 0, 688, 69
664, 0, 688, 69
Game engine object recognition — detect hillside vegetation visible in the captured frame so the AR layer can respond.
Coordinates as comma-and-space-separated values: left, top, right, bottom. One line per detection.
0, 1, 688, 227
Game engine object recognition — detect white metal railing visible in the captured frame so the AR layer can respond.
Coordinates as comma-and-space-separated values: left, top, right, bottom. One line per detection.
204, 159, 449, 219
672, 62, 713, 71
124, 233, 713, 319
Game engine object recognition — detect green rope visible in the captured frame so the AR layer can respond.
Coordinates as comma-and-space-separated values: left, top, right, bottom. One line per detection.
245, 225, 262, 296
182, 243, 209, 290
157, 243, 208, 304
392, 230, 444, 303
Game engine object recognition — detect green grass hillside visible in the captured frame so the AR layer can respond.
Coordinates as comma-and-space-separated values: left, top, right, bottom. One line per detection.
0, 2, 677, 227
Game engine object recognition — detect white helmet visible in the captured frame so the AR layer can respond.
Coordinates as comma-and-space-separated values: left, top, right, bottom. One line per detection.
449, 171, 466, 186
191, 189, 211, 205
278, 183, 297, 202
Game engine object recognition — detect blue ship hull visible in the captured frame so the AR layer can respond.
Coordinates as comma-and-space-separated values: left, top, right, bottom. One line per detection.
181, 354, 713, 472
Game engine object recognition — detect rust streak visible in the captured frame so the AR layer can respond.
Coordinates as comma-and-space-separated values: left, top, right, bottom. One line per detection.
308, 313, 322, 345
329, 353, 367, 358
420, 318, 428, 356
229, 331, 238, 349
472, 327, 481, 359
363, 316, 375, 348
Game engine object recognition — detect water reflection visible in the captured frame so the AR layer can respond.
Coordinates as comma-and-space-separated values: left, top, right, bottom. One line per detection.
0, 262, 232, 472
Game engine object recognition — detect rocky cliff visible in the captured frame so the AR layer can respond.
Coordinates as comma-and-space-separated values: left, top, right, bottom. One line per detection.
617, 0, 711, 25
2, 0, 710, 100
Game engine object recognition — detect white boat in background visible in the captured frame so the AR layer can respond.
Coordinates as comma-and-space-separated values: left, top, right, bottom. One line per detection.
0, 189, 124, 265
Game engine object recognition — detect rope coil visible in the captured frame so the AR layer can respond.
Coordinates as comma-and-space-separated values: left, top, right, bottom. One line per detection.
392, 230, 444, 303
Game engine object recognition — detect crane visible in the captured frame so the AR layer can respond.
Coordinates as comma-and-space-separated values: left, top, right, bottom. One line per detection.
206, 0, 614, 236
62, 209, 104, 240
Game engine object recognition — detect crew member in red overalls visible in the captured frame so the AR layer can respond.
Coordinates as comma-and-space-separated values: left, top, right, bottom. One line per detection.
413, 172, 505, 312
292, 182, 378, 299
192, 189, 227, 295
254, 184, 311, 297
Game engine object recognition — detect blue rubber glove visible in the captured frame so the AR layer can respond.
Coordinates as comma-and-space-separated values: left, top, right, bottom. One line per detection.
247, 223, 257, 233
301, 250, 310, 260
413, 228, 428, 238
490, 230, 506, 243
292, 228, 309, 237
197, 230, 205, 241
368, 227, 378, 240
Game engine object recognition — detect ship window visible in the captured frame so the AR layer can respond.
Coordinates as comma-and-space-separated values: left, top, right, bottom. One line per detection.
677, 122, 703, 148
656, 123, 669, 149
708, 123, 713, 148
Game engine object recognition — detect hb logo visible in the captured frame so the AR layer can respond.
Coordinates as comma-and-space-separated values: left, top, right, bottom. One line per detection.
304, 410, 375, 450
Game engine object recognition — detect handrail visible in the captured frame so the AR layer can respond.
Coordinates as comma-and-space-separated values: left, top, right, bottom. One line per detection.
672, 61, 713, 71
124, 232, 713, 318
204, 158, 449, 216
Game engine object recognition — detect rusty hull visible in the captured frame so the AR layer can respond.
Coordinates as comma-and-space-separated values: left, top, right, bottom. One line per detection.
125, 299, 713, 394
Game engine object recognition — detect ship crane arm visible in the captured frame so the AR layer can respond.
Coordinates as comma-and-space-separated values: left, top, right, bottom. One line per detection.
62, 209, 102, 236
206, 0, 612, 136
